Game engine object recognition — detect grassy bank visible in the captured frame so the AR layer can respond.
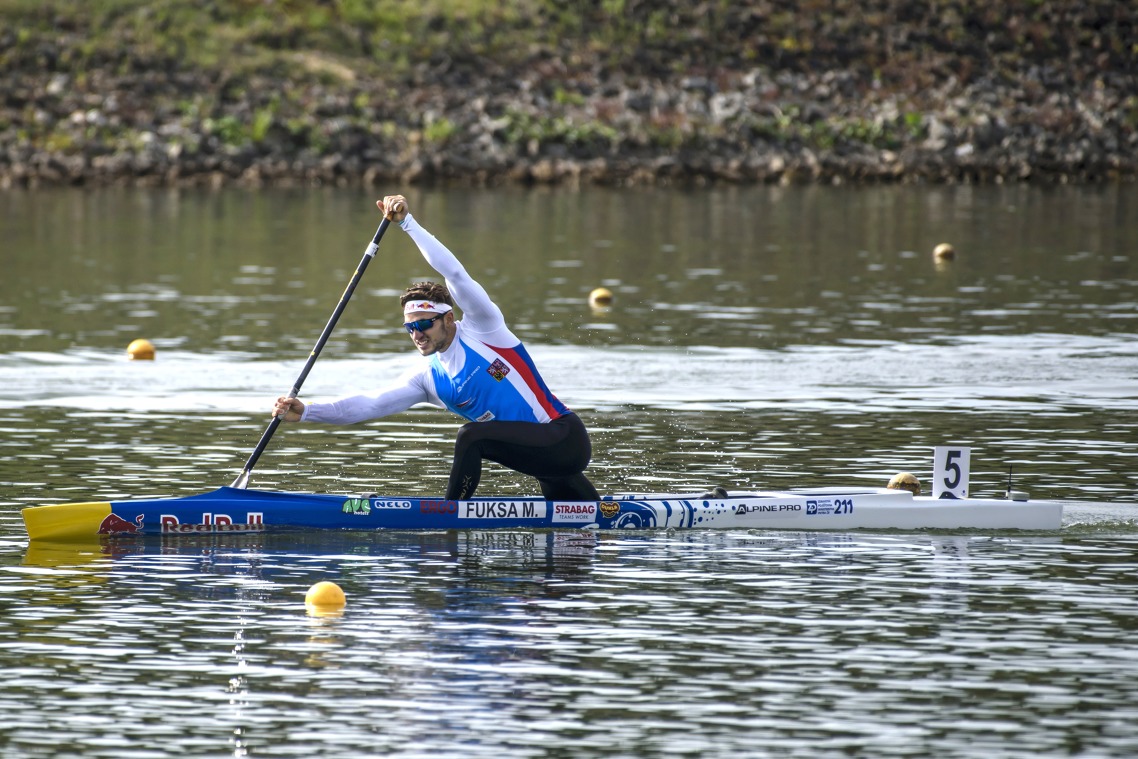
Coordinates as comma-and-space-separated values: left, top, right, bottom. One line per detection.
2, 1, 1135, 186
6, 1, 1134, 84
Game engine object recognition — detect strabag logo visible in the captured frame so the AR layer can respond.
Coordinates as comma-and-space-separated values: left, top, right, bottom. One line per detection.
552, 502, 597, 524
460, 501, 549, 520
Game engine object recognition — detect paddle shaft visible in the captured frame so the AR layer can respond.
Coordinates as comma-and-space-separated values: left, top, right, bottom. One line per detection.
231, 216, 393, 488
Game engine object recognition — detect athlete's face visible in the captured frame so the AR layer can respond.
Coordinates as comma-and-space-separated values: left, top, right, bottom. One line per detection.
405, 311, 452, 356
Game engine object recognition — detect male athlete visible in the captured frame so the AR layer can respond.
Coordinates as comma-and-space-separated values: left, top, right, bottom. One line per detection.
272, 195, 600, 502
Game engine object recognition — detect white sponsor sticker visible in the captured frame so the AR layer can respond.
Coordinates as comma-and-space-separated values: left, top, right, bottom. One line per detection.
804, 498, 854, 516
552, 502, 597, 523
933, 446, 971, 499
460, 500, 549, 520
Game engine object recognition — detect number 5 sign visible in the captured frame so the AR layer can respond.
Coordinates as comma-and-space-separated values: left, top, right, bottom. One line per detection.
933, 447, 970, 499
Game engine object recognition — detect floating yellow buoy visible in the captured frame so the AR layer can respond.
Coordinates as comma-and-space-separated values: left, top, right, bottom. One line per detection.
887, 472, 922, 496
126, 338, 155, 360
305, 581, 346, 610
588, 287, 614, 308
933, 243, 956, 261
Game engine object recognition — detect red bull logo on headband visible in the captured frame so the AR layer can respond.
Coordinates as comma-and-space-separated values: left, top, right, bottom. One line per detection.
404, 300, 453, 315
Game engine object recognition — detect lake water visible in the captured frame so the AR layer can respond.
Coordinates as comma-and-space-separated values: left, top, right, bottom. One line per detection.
1, 184, 1137, 757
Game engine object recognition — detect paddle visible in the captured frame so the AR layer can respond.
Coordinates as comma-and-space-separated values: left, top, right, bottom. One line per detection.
230, 208, 399, 489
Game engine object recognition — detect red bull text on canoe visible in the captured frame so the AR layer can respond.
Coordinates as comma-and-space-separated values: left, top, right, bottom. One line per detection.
159, 512, 265, 534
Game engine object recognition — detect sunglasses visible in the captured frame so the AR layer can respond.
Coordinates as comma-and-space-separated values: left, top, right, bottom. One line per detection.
404, 313, 445, 334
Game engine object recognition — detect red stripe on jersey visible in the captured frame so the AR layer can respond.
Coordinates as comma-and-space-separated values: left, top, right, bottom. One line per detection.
489, 343, 566, 420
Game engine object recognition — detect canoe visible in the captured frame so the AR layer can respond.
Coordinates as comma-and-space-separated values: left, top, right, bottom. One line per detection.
21, 485, 1063, 542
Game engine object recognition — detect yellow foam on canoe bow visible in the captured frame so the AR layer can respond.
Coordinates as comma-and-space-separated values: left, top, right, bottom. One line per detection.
22, 502, 113, 543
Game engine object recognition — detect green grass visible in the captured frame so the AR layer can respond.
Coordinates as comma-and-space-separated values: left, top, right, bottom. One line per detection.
3, 0, 1132, 88
0, 0, 561, 80
1, 0, 1132, 169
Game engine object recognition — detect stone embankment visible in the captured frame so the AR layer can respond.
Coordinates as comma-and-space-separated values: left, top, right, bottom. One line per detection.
2, 2, 1135, 188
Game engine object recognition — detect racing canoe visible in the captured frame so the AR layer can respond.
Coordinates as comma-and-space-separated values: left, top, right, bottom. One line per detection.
21, 485, 1064, 542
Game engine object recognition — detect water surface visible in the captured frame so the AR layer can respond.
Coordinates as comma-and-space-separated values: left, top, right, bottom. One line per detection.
1, 185, 1136, 757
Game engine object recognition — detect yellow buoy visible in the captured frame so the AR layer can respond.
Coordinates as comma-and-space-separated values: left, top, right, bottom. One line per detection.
127, 338, 155, 360
887, 472, 922, 496
305, 581, 346, 609
933, 243, 956, 261
588, 287, 614, 308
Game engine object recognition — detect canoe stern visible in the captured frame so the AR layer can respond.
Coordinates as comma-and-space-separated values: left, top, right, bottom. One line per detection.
22, 501, 118, 543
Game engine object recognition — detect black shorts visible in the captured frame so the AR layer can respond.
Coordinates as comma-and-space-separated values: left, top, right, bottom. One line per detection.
447, 412, 599, 501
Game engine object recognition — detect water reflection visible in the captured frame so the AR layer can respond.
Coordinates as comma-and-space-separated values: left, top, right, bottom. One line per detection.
4, 521, 1138, 756
3, 185, 1137, 356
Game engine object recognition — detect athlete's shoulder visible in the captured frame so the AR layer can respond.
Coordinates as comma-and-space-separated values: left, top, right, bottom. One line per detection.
455, 318, 520, 349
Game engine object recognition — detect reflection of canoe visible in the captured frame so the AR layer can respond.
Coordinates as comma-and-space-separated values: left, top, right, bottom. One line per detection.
22, 485, 1063, 542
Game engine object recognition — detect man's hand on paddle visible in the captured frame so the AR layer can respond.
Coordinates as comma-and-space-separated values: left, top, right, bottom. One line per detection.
379, 195, 408, 222
273, 396, 305, 423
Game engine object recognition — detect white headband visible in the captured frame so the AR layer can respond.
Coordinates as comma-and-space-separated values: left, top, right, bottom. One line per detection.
403, 300, 453, 316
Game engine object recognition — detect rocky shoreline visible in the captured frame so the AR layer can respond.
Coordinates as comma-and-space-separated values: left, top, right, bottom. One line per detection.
2, 3, 1135, 188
